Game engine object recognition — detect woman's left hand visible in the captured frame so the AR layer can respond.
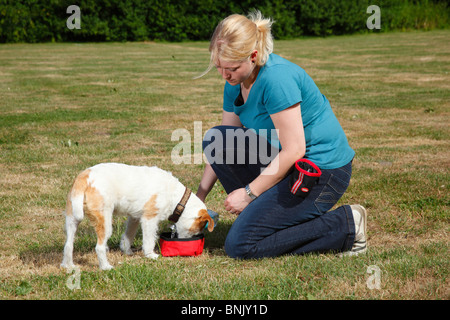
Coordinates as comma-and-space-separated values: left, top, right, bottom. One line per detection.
224, 188, 253, 214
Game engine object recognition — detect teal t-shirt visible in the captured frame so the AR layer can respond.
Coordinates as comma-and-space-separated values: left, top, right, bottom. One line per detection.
223, 53, 354, 170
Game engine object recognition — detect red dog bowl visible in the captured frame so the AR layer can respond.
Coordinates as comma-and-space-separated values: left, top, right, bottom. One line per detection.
159, 232, 205, 257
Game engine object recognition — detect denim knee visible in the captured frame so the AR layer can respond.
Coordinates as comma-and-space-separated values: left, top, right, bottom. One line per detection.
224, 235, 238, 258
224, 234, 244, 259
202, 125, 240, 151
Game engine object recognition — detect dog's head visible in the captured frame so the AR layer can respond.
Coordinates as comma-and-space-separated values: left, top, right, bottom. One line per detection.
176, 195, 214, 238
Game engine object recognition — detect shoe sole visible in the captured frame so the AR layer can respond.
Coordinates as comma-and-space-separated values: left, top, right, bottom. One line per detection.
338, 246, 367, 257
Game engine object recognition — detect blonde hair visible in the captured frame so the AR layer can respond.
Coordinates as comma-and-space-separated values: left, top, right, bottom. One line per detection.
196, 10, 274, 78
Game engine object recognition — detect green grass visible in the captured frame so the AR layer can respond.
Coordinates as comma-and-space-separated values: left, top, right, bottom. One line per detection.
0, 30, 449, 300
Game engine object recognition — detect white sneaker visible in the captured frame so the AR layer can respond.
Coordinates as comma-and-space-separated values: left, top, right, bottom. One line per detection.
340, 205, 367, 257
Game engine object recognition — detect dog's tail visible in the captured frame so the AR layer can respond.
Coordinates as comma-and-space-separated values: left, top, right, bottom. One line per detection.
65, 169, 90, 222
62, 169, 91, 269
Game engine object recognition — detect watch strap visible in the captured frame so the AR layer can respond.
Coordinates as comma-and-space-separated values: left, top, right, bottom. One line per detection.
245, 184, 257, 200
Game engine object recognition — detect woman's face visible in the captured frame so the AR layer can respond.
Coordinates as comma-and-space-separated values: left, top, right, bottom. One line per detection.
215, 57, 255, 86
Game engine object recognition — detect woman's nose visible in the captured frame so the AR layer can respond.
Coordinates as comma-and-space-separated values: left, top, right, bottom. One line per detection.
221, 69, 230, 79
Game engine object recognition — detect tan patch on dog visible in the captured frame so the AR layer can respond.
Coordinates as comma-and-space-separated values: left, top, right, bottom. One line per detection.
189, 209, 213, 234
71, 169, 91, 197
143, 194, 158, 220
84, 185, 105, 244
66, 169, 91, 216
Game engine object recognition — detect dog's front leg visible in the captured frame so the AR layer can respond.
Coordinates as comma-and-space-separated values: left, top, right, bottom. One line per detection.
140, 217, 159, 259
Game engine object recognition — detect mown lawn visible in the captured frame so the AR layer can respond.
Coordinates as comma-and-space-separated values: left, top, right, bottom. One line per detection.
0, 30, 448, 300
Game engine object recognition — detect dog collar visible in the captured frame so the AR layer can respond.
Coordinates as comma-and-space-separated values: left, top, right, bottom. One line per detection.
168, 187, 192, 222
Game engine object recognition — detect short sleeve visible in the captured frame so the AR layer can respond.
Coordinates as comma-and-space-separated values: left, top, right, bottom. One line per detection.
262, 66, 303, 114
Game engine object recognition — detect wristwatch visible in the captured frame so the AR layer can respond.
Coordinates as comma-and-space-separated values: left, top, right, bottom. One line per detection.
245, 184, 257, 200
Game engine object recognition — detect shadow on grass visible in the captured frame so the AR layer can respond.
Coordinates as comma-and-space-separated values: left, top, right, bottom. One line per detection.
18, 224, 101, 269
18, 218, 234, 269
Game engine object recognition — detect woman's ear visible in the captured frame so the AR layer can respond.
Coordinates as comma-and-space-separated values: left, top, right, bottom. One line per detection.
251, 50, 258, 63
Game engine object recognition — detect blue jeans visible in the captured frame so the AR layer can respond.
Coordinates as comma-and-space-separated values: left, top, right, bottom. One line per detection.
203, 126, 356, 259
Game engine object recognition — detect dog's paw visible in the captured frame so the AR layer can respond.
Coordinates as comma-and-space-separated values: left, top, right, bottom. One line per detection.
145, 252, 159, 260
123, 249, 134, 255
120, 245, 133, 255
60, 262, 75, 270
120, 238, 134, 255
100, 264, 114, 271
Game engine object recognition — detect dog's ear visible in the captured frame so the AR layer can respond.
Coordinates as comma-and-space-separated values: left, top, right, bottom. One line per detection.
199, 209, 214, 232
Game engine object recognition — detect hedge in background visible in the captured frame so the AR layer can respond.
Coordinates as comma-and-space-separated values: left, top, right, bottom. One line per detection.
0, 0, 449, 43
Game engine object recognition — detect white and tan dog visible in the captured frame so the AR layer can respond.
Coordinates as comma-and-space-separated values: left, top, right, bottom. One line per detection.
61, 163, 213, 270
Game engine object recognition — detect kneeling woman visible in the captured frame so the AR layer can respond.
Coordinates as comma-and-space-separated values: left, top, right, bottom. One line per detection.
196, 11, 367, 259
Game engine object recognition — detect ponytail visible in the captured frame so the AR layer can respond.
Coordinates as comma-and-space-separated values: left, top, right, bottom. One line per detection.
248, 10, 274, 66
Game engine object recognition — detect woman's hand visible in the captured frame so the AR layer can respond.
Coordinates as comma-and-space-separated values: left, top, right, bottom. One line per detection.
224, 188, 253, 214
